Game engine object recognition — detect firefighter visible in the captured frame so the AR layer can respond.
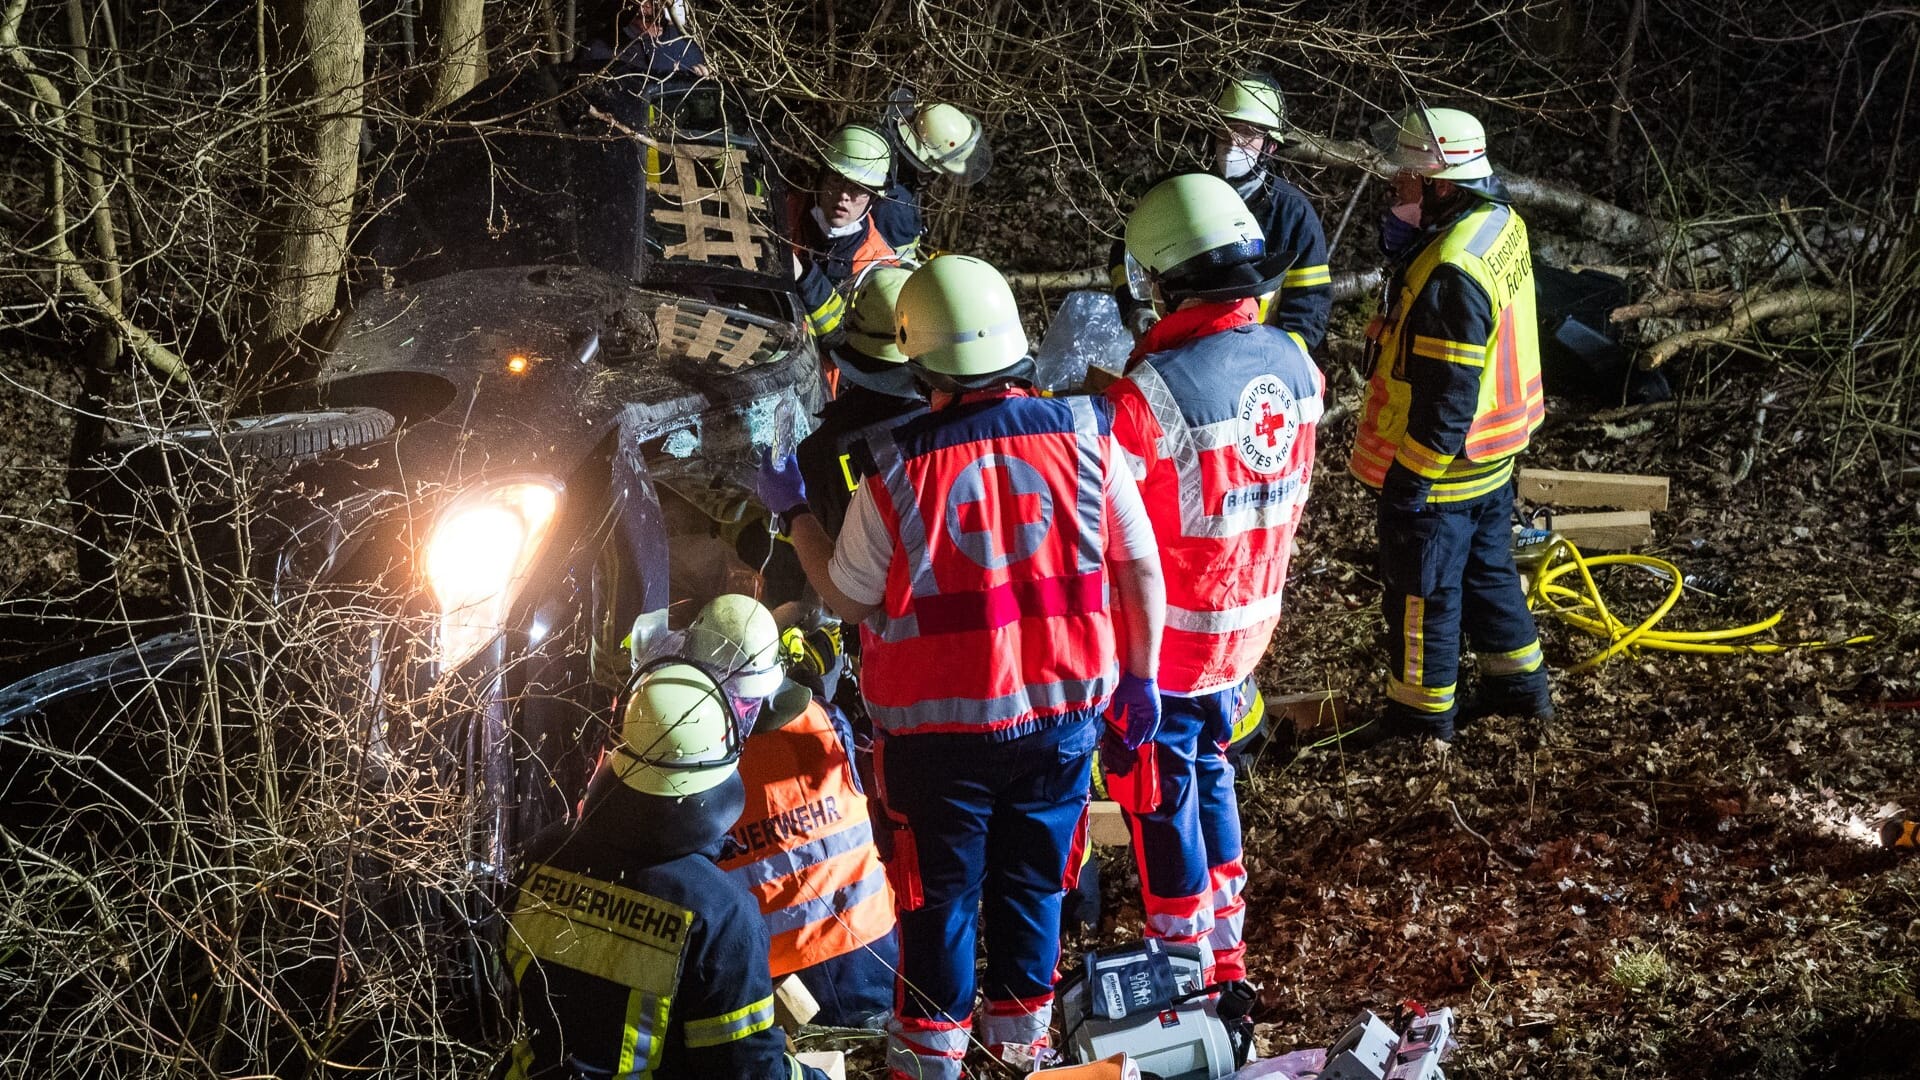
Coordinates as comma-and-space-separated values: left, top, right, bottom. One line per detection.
687, 594, 900, 1029
764, 255, 1167, 1079
790, 125, 924, 339
1106, 172, 1325, 992
1348, 106, 1552, 742
796, 265, 928, 538
502, 662, 830, 1080
1111, 74, 1332, 351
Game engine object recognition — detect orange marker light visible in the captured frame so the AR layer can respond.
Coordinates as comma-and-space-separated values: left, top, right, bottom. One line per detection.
506, 355, 529, 375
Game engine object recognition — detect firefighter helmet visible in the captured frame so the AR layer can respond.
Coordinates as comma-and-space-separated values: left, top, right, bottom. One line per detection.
1124, 173, 1289, 302
686, 594, 786, 703
895, 255, 1030, 382
1375, 106, 1492, 181
820, 124, 892, 191
1216, 74, 1285, 140
614, 662, 742, 797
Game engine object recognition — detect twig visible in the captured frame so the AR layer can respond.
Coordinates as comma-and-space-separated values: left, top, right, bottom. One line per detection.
1610, 289, 1739, 322
1728, 388, 1779, 485
1779, 197, 1840, 286
1326, 173, 1370, 259
1448, 798, 1523, 871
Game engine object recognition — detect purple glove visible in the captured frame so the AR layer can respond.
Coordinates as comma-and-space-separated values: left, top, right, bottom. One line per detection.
753, 451, 808, 517
1105, 672, 1161, 750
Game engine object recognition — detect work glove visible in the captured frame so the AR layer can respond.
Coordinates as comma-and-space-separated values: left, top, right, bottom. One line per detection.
1104, 672, 1161, 750
752, 451, 808, 519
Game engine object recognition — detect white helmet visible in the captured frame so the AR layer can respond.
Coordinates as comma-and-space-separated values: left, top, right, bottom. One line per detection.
685, 594, 786, 704
896, 103, 991, 185
1374, 106, 1492, 181
614, 663, 742, 797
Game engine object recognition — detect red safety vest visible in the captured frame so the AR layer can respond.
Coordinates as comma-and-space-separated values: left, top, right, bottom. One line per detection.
858, 389, 1119, 735
716, 699, 895, 979
1109, 301, 1324, 695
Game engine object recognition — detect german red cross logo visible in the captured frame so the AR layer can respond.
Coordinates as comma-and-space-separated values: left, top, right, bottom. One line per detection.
944, 453, 1055, 569
1235, 374, 1298, 474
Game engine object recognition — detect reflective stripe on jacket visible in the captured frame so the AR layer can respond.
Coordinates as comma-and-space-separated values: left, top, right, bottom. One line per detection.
1108, 312, 1323, 696
718, 699, 896, 978
858, 389, 1119, 736
1350, 202, 1545, 494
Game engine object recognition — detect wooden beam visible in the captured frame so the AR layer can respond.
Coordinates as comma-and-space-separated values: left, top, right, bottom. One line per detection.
794, 1052, 846, 1080
1269, 690, 1347, 736
774, 974, 820, 1029
1551, 510, 1653, 550
1087, 800, 1131, 847
1518, 468, 1670, 511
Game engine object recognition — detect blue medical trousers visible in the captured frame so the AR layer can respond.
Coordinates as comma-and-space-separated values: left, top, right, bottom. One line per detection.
1377, 482, 1545, 736
1122, 684, 1249, 981
873, 717, 1096, 1076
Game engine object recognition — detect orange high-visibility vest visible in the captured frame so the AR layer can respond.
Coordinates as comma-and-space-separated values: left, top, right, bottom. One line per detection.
1350, 201, 1545, 490
717, 699, 894, 978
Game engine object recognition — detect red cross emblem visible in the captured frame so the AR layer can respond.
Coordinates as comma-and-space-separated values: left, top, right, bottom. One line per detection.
1255, 400, 1290, 449
945, 454, 1054, 569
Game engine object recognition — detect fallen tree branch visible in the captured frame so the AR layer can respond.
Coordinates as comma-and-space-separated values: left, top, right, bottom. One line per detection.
1640, 287, 1854, 368
1610, 289, 1739, 322
1728, 388, 1778, 485
1005, 266, 1385, 303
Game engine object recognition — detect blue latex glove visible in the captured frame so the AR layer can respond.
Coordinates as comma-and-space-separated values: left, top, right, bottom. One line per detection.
753, 451, 808, 517
1105, 672, 1161, 750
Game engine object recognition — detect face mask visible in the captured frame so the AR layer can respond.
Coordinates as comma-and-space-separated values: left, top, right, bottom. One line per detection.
1379, 201, 1423, 255
1216, 144, 1258, 181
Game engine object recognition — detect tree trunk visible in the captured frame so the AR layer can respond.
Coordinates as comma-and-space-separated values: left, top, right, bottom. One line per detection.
254, 0, 364, 364
422, 0, 488, 113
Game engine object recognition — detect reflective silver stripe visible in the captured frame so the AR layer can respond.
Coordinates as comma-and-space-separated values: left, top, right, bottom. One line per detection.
1130, 363, 1316, 540
868, 669, 1115, 732
1464, 203, 1512, 258
1164, 590, 1287, 634
980, 1002, 1053, 1049
763, 865, 890, 937
1069, 396, 1106, 578
1145, 908, 1213, 942
725, 820, 876, 889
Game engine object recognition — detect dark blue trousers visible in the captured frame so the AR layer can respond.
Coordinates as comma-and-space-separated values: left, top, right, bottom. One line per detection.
873, 718, 1095, 1066
1377, 484, 1545, 735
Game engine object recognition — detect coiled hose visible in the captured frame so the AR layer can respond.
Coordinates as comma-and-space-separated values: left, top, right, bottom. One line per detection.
1522, 535, 1875, 673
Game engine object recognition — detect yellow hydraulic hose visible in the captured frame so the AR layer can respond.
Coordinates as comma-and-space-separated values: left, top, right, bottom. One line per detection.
1522, 536, 1875, 672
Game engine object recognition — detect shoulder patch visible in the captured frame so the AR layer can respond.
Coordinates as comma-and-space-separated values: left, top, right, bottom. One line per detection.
1234, 374, 1301, 475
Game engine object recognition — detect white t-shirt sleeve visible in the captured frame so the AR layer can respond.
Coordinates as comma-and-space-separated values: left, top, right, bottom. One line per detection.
827, 482, 894, 607
1102, 441, 1157, 562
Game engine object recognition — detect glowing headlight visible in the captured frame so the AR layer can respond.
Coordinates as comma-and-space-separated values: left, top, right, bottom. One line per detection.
426, 479, 561, 670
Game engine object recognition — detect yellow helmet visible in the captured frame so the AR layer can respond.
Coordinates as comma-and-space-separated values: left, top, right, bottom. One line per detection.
895, 255, 1030, 382
614, 663, 741, 797
1215, 74, 1285, 140
844, 265, 913, 364
820, 124, 892, 191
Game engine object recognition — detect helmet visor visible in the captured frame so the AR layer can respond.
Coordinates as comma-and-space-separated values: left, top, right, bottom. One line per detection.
1124, 251, 1152, 303
1371, 108, 1446, 174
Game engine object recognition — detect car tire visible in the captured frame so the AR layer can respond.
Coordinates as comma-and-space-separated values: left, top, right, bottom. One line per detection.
103, 407, 397, 467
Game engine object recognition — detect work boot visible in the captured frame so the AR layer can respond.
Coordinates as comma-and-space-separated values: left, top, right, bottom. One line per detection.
1335, 705, 1455, 751
1459, 671, 1553, 728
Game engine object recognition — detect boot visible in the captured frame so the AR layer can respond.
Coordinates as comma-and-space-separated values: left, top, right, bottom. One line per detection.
1460, 670, 1552, 727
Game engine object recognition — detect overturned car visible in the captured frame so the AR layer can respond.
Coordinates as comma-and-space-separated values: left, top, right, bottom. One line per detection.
0, 64, 818, 1071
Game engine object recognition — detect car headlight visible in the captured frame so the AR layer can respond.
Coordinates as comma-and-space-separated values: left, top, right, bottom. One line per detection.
425, 479, 562, 670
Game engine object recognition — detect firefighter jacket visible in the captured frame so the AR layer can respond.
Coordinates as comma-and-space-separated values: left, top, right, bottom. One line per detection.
788, 186, 923, 337
857, 389, 1120, 738
503, 803, 822, 1080
1349, 199, 1545, 509
797, 383, 927, 539
1107, 170, 1332, 351
717, 697, 896, 979
1107, 299, 1323, 696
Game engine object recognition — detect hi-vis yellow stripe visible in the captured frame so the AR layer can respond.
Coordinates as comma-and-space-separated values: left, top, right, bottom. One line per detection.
1425, 458, 1515, 503
508, 865, 692, 993
1411, 334, 1487, 367
1283, 264, 1332, 288
808, 290, 848, 336
684, 995, 776, 1048
1394, 438, 1455, 480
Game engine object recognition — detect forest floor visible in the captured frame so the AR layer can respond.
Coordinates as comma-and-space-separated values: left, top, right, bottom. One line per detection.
796, 352, 1920, 1078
